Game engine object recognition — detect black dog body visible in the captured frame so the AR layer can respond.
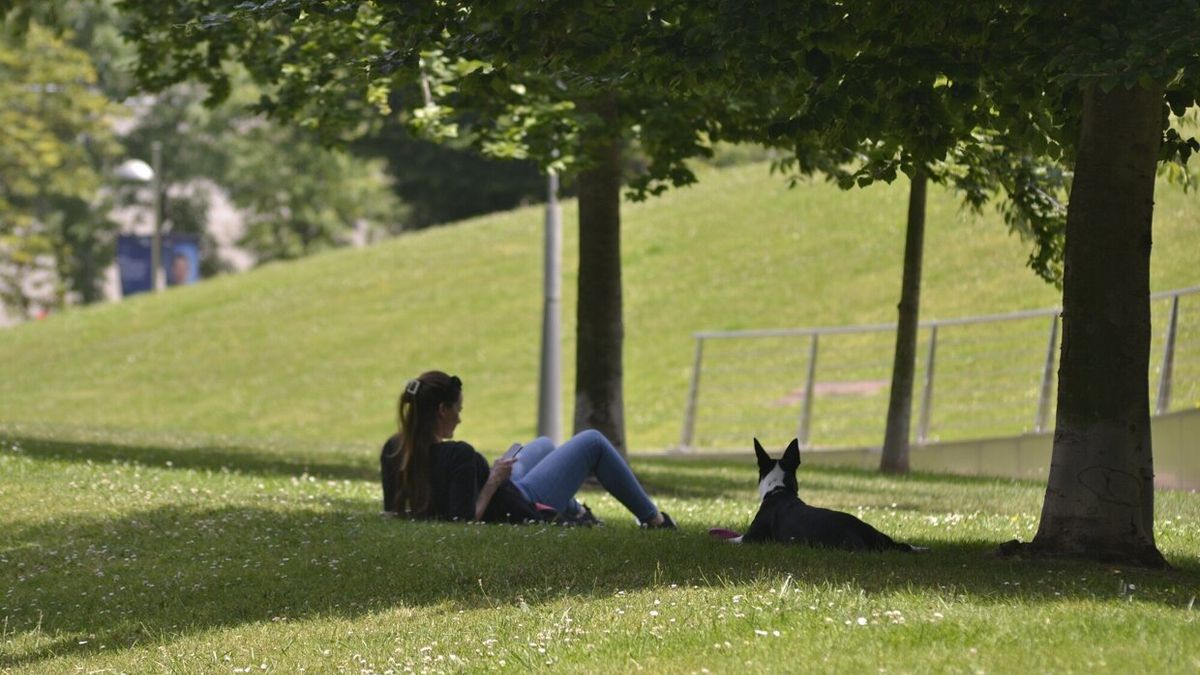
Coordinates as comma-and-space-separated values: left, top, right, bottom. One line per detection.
743, 488, 910, 551
742, 439, 919, 552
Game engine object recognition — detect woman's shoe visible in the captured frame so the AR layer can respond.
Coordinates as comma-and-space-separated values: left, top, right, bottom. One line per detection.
565, 502, 603, 527
640, 511, 677, 529
553, 502, 603, 527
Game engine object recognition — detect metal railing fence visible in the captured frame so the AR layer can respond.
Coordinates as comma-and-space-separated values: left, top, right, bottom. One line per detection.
679, 285, 1200, 451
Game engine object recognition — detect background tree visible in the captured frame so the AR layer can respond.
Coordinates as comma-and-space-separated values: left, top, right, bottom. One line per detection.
0, 1, 405, 312
226, 122, 403, 262
983, 4, 1199, 567
118, 73, 406, 269
622, 0, 1193, 565
394, 18, 734, 453
535, 1, 1072, 473
411, 10, 770, 453
110, 1, 729, 454
431, 0, 1177, 562
353, 101, 547, 230
0, 22, 121, 314
103, 0, 1069, 460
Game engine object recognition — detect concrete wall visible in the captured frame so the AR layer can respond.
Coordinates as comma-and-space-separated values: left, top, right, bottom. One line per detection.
794, 408, 1200, 490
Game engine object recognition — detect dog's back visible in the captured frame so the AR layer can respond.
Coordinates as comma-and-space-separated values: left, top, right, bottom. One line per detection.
745, 492, 912, 551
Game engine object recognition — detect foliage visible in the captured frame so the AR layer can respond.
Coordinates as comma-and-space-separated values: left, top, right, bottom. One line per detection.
111, 1, 1082, 284
0, 23, 121, 314
119, 78, 405, 266
375, 135, 544, 228
351, 103, 547, 229
113, 2, 724, 194
944, 138, 1070, 286
11, 0, 1198, 291
226, 123, 404, 262
109, 1, 742, 452
825, 4, 1194, 267
57, 0, 138, 98
492, 1, 1194, 286
0, 2, 410, 297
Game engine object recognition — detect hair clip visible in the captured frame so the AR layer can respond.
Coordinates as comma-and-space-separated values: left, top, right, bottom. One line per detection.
405, 379, 421, 395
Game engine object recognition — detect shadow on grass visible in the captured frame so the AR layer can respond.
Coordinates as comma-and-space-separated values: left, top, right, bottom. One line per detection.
3, 502, 1197, 669
631, 458, 1035, 509
2, 433, 375, 483
6, 433, 963, 514
5, 431, 1031, 511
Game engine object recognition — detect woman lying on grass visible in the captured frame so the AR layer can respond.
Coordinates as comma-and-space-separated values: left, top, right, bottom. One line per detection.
380, 370, 676, 528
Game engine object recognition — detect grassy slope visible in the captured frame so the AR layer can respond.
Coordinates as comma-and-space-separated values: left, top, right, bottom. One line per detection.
2, 436, 1198, 673
0, 162, 1197, 451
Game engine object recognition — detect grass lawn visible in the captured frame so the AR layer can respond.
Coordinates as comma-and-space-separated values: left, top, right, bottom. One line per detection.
1, 162, 1197, 452
3, 429, 1199, 673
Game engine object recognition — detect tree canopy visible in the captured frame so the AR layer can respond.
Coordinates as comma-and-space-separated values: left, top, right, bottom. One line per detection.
0, 22, 121, 312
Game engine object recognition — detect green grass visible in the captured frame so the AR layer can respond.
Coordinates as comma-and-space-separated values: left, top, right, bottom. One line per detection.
3, 431, 1199, 673
1, 162, 1197, 452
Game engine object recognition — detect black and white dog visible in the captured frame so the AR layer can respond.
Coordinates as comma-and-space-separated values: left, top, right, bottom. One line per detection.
720, 438, 922, 552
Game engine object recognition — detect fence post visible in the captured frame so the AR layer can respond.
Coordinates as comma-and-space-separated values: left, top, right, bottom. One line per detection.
916, 325, 938, 443
1156, 294, 1180, 415
797, 333, 820, 448
1034, 312, 1060, 433
679, 336, 705, 451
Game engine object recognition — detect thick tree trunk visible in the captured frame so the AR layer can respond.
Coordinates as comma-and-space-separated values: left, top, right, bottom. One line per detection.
1020, 84, 1166, 567
880, 168, 927, 474
573, 95, 626, 456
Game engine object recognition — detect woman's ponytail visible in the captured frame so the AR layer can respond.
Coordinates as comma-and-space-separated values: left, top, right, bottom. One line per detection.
391, 371, 462, 514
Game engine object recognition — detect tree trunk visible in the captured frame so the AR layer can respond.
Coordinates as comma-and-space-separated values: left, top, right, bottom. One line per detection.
1020, 84, 1166, 567
78, 244, 99, 304
880, 168, 927, 474
573, 94, 627, 456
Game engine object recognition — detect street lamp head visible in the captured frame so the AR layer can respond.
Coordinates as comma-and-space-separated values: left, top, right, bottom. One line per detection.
114, 158, 155, 182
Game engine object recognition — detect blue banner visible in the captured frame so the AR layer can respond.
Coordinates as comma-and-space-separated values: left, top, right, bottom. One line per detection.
116, 235, 152, 296
165, 235, 200, 287
117, 233, 200, 297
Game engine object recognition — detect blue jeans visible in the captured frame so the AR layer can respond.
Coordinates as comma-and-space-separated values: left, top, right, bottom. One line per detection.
511, 429, 660, 523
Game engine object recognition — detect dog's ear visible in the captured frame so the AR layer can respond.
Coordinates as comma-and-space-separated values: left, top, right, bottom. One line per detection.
780, 438, 801, 471
754, 438, 772, 469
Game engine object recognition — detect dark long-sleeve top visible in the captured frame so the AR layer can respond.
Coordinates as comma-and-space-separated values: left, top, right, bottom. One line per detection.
379, 435, 535, 522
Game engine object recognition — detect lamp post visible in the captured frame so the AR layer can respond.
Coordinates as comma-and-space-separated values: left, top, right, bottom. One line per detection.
537, 169, 563, 443
114, 140, 164, 292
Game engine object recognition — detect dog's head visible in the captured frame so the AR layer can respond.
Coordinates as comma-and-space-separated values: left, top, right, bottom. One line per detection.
754, 438, 801, 501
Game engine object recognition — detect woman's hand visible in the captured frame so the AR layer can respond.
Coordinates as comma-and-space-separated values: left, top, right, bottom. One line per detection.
489, 457, 517, 483
476, 456, 518, 521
